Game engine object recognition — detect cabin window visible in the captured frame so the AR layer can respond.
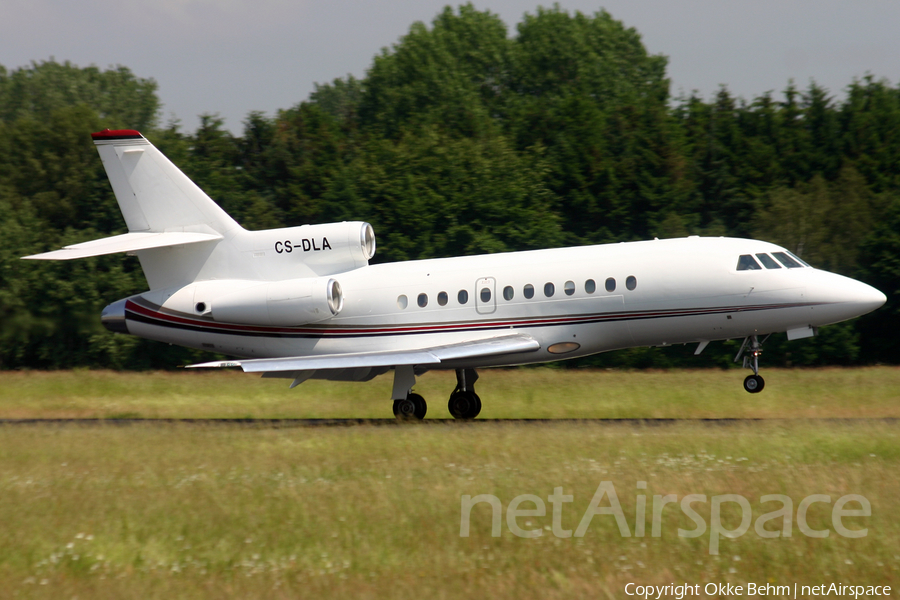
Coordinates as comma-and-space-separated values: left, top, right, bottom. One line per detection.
756, 253, 782, 269
417, 293, 428, 308
458, 290, 469, 304
585, 279, 596, 294
771, 252, 802, 269
397, 295, 408, 309
503, 286, 514, 301
437, 291, 448, 306
564, 281, 575, 296
524, 284, 535, 299
626, 275, 637, 291
480, 287, 492, 302
605, 277, 616, 292
544, 282, 555, 297
736, 255, 762, 270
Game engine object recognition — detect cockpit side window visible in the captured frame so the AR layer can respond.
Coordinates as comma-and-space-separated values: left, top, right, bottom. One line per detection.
772, 252, 802, 269
736, 255, 762, 271
786, 250, 810, 267
756, 253, 782, 269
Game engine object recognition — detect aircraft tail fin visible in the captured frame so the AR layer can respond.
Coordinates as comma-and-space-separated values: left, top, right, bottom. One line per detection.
24, 130, 244, 290
90, 129, 240, 236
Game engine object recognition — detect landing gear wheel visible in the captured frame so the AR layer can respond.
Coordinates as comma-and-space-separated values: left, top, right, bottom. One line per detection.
743, 374, 765, 394
394, 393, 426, 420
448, 391, 482, 419
736, 335, 768, 394
409, 393, 427, 419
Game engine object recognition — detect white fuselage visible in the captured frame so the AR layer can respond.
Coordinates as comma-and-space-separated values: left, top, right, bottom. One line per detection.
121, 236, 885, 372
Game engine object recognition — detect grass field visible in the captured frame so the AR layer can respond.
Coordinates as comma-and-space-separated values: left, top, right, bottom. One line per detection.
0, 366, 898, 419
0, 368, 898, 599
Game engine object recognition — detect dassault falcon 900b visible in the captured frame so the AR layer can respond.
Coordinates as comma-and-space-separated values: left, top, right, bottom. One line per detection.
25, 130, 886, 419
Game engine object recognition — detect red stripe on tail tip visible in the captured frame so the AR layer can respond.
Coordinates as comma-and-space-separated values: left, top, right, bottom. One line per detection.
91, 129, 143, 140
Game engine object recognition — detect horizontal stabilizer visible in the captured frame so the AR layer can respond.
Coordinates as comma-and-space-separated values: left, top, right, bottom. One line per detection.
23, 231, 222, 261
187, 333, 541, 373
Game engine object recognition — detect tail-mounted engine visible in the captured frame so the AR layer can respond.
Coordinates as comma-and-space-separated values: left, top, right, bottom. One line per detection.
157, 277, 344, 327
262, 221, 376, 276
135, 221, 375, 326
211, 277, 343, 326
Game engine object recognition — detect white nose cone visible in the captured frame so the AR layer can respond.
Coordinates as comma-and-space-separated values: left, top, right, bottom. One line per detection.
828, 274, 887, 319
841, 277, 888, 316
860, 282, 888, 314
803, 271, 887, 326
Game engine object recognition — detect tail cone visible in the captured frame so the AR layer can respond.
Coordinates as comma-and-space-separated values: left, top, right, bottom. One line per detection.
101, 299, 128, 334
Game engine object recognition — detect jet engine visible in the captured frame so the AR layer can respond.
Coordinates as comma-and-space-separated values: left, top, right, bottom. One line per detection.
209, 277, 343, 327
263, 221, 376, 276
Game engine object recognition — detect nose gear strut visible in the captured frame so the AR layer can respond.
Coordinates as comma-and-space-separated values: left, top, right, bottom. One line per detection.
735, 334, 769, 393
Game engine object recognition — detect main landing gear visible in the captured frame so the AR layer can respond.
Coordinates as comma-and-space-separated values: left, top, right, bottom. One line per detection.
393, 393, 427, 419
390, 366, 482, 420
391, 365, 427, 420
448, 368, 481, 420
735, 334, 769, 393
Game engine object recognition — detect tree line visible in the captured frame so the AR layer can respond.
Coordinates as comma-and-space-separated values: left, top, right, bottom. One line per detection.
1, 4, 898, 370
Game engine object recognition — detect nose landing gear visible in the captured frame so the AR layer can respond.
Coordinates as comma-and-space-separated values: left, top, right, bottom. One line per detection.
735, 335, 768, 393
743, 374, 764, 393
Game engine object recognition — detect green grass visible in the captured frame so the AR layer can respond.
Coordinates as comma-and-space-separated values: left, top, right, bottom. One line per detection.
0, 366, 898, 419
0, 368, 897, 598
0, 422, 898, 599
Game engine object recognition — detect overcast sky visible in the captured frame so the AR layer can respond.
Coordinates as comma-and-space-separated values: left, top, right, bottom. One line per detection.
2, 0, 898, 133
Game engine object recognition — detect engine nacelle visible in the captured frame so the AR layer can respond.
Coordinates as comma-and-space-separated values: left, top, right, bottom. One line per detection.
210, 277, 343, 326
260, 221, 376, 276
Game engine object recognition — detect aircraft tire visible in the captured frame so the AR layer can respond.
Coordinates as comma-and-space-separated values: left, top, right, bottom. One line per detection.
409, 393, 427, 420
743, 374, 765, 394
470, 393, 482, 419
448, 391, 481, 419
393, 397, 419, 419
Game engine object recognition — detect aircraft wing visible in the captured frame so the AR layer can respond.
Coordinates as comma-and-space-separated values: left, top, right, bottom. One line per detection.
186, 332, 541, 373
22, 231, 222, 260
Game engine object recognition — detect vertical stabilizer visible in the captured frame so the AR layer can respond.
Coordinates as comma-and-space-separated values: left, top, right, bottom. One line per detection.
91, 130, 244, 289
91, 129, 240, 236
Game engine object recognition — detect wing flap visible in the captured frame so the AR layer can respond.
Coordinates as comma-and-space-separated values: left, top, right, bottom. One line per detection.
187, 333, 541, 373
23, 231, 222, 260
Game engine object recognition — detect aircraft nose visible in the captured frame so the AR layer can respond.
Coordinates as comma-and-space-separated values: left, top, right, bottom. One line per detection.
101, 299, 129, 334
852, 280, 887, 315
826, 274, 887, 317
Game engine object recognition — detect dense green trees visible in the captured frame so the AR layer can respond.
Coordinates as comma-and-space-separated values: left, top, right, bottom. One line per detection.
1, 6, 899, 369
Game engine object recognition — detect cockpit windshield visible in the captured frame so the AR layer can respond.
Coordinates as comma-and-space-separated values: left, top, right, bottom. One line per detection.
756, 253, 782, 269
786, 250, 810, 267
737, 250, 812, 271
737, 251, 811, 271
771, 252, 803, 269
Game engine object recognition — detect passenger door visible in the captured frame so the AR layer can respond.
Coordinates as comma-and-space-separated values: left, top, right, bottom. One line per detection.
475, 277, 496, 315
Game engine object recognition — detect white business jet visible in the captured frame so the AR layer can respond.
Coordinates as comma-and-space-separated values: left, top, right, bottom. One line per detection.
25, 130, 886, 419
